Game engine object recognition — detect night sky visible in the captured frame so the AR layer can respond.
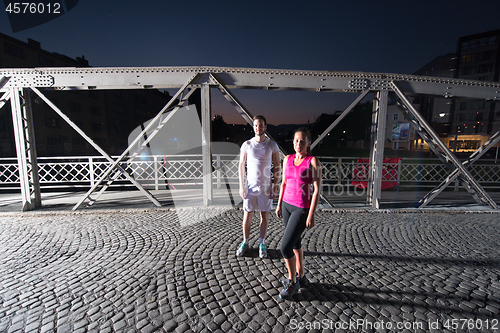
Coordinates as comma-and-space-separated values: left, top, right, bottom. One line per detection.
1, 0, 499, 125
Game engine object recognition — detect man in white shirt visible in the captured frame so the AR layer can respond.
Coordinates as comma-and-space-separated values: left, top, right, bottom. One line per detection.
237, 115, 281, 258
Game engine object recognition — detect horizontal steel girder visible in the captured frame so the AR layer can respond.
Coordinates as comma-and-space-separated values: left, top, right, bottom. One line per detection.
1, 67, 500, 100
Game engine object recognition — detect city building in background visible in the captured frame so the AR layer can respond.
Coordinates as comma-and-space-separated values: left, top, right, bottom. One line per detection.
0, 32, 172, 157
411, 29, 500, 154
2, 29, 499, 157
449, 29, 500, 153
385, 102, 414, 152
413, 53, 456, 136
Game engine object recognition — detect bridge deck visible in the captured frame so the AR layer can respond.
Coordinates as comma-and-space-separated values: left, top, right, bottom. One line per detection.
1, 188, 499, 213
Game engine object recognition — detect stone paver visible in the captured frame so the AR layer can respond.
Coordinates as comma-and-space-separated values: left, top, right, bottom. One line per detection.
0, 208, 499, 332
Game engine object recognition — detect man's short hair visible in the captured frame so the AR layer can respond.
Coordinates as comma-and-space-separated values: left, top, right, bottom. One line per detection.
253, 115, 267, 125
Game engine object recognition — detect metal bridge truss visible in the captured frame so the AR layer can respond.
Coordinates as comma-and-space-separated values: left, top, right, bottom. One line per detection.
1, 67, 499, 211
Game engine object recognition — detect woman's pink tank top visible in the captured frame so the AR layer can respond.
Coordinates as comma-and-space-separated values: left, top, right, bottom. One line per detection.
283, 154, 313, 208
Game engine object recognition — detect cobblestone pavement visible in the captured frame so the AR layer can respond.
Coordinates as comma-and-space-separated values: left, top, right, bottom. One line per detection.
0, 208, 499, 333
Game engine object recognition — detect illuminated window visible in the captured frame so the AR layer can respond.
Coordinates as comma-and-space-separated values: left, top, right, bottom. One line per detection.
449, 140, 481, 150
45, 118, 59, 127
461, 54, 473, 63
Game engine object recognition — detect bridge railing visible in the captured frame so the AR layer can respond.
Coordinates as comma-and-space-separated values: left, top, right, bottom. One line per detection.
1, 155, 499, 192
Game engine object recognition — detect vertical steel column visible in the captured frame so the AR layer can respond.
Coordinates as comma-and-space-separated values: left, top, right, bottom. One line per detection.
23, 89, 41, 208
201, 80, 213, 206
367, 90, 388, 208
10, 88, 41, 211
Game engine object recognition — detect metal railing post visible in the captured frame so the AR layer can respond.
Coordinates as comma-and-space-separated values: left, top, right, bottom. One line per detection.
154, 155, 159, 191
89, 157, 95, 187
337, 157, 342, 186
397, 158, 402, 192
216, 154, 221, 189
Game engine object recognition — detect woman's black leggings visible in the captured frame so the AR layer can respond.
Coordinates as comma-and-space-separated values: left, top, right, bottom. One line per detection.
280, 201, 309, 259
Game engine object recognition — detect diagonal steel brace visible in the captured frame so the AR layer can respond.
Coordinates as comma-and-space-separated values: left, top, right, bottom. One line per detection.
30, 87, 162, 208
211, 73, 287, 154
211, 73, 335, 208
84, 87, 197, 207
394, 100, 485, 205
418, 130, 500, 208
393, 84, 493, 207
72, 73, 202, 210
0, 89, 11, 109
391, 81, 498, 209
0, 76, 10, 91
311, 89, 370, 150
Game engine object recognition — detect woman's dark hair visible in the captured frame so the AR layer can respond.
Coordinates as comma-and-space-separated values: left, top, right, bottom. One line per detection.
294, 127, 312, 154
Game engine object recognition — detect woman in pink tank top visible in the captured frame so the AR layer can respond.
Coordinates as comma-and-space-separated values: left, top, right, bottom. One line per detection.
275, 128, 321, 299
282, 154, 314, 208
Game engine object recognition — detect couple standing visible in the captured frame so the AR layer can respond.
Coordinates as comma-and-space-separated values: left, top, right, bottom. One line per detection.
237, 115, 321, 299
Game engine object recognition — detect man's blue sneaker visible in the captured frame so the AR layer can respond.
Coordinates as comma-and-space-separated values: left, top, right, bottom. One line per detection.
259, 243, 268, 258
236, 242, 249, 257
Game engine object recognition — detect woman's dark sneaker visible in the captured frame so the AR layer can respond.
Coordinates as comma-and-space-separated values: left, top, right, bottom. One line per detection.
282, 273, 309, 289
297, 274, 309, 288
279, 280, 300, 299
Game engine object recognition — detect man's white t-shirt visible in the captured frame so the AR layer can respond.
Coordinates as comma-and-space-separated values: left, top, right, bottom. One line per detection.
241, 137, 279, 186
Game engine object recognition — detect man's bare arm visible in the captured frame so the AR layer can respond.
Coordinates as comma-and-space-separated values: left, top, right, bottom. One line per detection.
239, 152, 247, 199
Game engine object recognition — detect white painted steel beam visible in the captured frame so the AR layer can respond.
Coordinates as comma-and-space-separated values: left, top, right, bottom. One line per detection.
9, 88, 41, 211
23, 88, 41, 209
366, 91, 388, 209
1, 67, 499, 100
397, 100, 485, 206
201, 78, 213, 206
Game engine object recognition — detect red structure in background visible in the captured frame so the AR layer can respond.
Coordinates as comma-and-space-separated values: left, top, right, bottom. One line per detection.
351, 157, 401, 190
